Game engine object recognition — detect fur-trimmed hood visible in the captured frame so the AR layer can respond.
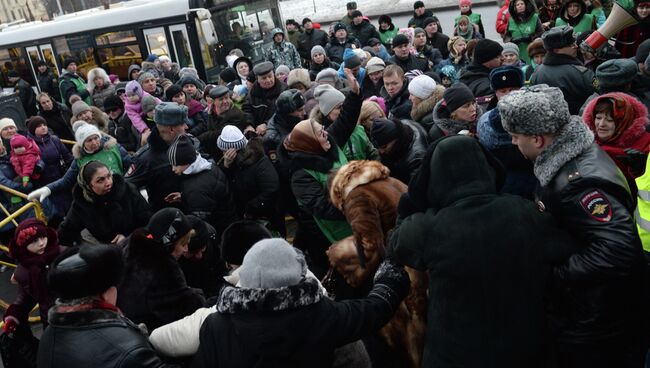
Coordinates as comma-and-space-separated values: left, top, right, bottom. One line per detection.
72, 133, 117, 159
411, 85, 445, 122
534, 117, 594, 186
71, 106, 109, 133
86, 68, 111, 93
582, 92, 650, 149
329, 160, 391, 211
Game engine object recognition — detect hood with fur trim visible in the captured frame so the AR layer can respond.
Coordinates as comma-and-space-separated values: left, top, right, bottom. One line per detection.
329, 160, 391, 211
411, 85, 445, 122
72, 133, 117, 159
86, 68, 111, 93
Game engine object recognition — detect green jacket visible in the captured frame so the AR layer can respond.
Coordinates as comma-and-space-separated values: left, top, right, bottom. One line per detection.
507, 13, 540, 64
78, 144, 124, 175
555, 13, 595, 35
342, 125, 379, 161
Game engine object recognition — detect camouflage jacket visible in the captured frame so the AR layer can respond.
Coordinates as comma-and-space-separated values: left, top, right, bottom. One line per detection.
265, 41, 302, 70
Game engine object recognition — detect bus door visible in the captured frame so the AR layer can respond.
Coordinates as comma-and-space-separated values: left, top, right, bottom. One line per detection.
143, 24, 195, 68
25, 44, 59, 92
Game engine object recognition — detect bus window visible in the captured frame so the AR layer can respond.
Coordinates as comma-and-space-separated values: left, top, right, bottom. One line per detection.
53, 35, 98, 78
0, 47, 37, 90
94, 30, 142, 80
209, 0, 282, 67
143, 28, 170, 58
169, 25, 194, 68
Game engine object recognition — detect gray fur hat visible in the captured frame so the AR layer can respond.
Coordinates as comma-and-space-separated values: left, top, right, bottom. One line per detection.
498, 84, 570, 135
238, 238, 306, 288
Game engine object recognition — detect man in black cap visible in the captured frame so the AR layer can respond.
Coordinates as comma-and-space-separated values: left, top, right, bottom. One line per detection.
340, 1, 357, 27
326, 23, 361, 64
58, 57, 91, 108
413, 27, 443, 70
38, 244, 171, 367
126, 102, 198, 211
36, 60, 60, 102
408, 0, 435, 29
459, 38, 504, 100
7, 70, 37, 117
199, 85, 252, 159
530, 25, 594, 115
242, 61, 288, 137
424, 16, 449, 59
285, 19, 303, 49
388, 34, 430, 73
264, 88, 306, 158
348, 10, 380, 47
298, 18, 329, 63
370, 117, 427, 184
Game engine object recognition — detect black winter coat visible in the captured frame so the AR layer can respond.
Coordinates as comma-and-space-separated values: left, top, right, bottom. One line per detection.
191, 275, 404, 368
390, 135, 574, 368
242, 80, 288, 127
530, 52, 594, 115
126, 128, 197, 211
118, 230, 206, 331
348, 20, 381, 47
309, 59, 341, 81
57, 174, 152, 246
388, 53, 430, 73
362, 75, 383, 100
38, 306, 172, 368
381, 82, 412, 120
326, 37, 362, 64
459, 62, 494, 97
427, 32, 450, 59
534, 119, 648, 347
408, 9, 434, 29
36, 68, 60, 101
379, 120, 427, 185
14, 78, 37, 117
38, 102, 75, 142
263, 112, 303, 155
298, 29, 329, 60
179, 161, 236, 235
113, 112, 140, 152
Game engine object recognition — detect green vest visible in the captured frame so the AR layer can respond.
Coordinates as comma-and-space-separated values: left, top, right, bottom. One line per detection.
507, 13, 539, 64
60, 75, 92, 106
379, 27, 399, 49
304, 147, 353, 243
342, 125, 372, 161
555, 13, 595, 35
78, 144, 124, 176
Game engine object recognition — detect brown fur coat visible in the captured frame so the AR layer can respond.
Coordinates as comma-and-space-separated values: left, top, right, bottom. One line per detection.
327, 160, 427, 368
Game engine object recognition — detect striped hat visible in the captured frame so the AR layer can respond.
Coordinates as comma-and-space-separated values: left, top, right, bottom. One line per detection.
217, 125, 248, 151
167, 134, 197, 167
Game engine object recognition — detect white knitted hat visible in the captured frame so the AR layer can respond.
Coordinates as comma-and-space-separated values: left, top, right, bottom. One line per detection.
217, 125, 248, 151
408, 75, 437, 100
0, 118, 16, 132
75, 123, 101, 144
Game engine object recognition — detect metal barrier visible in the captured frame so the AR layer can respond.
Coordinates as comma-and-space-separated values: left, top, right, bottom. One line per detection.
0, 184, 46, 325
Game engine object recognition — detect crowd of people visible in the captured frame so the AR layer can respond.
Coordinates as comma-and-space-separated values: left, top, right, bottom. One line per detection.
1, 0, 650, 366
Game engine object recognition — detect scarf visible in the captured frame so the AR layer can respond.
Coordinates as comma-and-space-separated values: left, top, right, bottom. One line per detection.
183, 155, 213, 175
283, 119, 327, 155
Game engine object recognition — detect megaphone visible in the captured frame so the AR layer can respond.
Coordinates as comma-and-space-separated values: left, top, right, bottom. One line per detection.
580, 1, 639, 54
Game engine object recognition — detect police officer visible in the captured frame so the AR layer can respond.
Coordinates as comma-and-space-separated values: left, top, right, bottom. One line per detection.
126, 102, 199, 211
499, 85, 648, 368
529, 25, 594, 115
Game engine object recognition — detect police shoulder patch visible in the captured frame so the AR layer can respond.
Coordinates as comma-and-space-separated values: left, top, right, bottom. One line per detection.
579, 190, 612, 222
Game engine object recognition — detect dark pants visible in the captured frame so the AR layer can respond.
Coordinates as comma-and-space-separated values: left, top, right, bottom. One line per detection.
557, 340, 648, 368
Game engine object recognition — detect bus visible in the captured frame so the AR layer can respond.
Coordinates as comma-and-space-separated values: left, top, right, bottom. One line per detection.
0, 0, 285, 92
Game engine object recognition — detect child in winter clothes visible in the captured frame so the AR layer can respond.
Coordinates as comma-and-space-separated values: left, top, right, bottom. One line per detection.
2, 218, 61, 333
165, 85, 208, 136
124, 80, 160, 145
10, 134, 41, 188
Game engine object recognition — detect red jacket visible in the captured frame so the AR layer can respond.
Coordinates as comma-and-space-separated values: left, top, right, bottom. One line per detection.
583, 92, 650, 194
496, 0, 511, 36
10, 134, 41, 179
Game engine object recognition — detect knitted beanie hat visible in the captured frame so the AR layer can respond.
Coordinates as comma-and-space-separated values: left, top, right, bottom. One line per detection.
315, 68, 339, 84
443, 83, 475, 113
370, 118, 399, 147
137, 71, 155, 85
220, 220, 272, 266
125, 80, 144, 98
12, 218, 47, 249
217, 125, 248, 151
10, 134, 31, 150
26, 116, 47, 136
473, 39, 503, 65
408, 75, 437, 99
238, 238, 306, 288
501, 42, 519, 56
141, 94, 158, 115
71, 100, 92, 117
0, 118, 16, 132
413, 27, 426, 37
311, 45, 326, 59
314, 84, 345, 116
167, 134, 197, 167
498, 84, 570, 135
74, 123, 101, 145
275, 65, 290, 76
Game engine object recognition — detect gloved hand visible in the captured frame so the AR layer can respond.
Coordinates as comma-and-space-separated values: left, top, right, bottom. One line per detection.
371, 258, 410, 310
27, 187, 51, 202
617, 148, 647, 177
2, 316, 19, 334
